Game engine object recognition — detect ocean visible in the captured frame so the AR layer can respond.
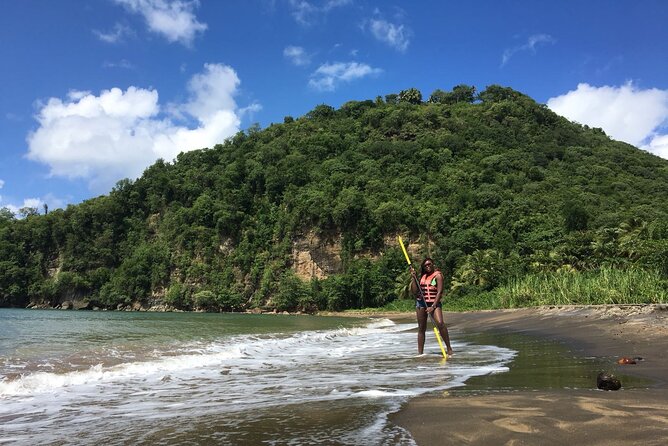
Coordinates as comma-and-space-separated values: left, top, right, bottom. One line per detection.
0, 309, 515, 445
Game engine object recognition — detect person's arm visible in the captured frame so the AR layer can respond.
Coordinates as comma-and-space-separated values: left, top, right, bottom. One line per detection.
409, 265, 418, 296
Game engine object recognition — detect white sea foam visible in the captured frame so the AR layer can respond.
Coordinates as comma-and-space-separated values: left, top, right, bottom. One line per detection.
0, 315, 516, 445
0, 344, 247, 397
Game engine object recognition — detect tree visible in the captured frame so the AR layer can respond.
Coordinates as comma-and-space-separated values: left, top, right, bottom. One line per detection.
451, 84, 476, 103
478, 85, 524, 103
306, 104, 335, 120
384, 93, 398, 104
428, 89, 449, 104
452, 249, 505, 290
19, 207, 39, 218
398, 88, 422, 104
563, 201, 589, 232
429, 85, 476, 104
0, 207, 15, 225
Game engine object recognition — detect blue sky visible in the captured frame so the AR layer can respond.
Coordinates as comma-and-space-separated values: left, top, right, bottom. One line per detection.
1, 0, 667, 214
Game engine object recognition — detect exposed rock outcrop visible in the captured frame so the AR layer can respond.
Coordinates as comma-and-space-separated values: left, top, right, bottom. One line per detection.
292, 232, 343, 281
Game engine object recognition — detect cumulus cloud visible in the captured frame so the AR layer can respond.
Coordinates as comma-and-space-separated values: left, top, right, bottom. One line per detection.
0, 197, 41, 217
288, 0, 351, 26
94, 22, 135, 43
27, 63, 247, 192
639, 134, 668, 159
114, 0, 207, 46
501, 34, 555, 66
0, 187, 70, 217
547, 82, 668, 159
283, 46, 311, 66
368, 18, 410, 52
308, 61, 382, 92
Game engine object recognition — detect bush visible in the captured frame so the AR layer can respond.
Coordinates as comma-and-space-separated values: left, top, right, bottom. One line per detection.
165, 283, 188, 308
272, 271, 311, 312
216, 288, 244, 311
193, 290, 217, 309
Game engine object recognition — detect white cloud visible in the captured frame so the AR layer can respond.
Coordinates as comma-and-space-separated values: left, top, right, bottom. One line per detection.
309, 61, 382, 92
27, 63, 246, 192
284, 46, 310, 66
183, 63, 239, 119
288, 0, 351, 26
368, 18, 410, 52
0, 186, 70, 217
239, 102, 263, 121
289, 0, 316, 25
501, 34, 555, 66
547, 82, 668, 159
103, 59, 135, 69
0, 179, 4, 189
325, 0, 352, 7
94, 22, 134, 43
5, 112, 22, 122
4, 198, 42, 217
114, 0, 207, 46
640, 134, 668, 159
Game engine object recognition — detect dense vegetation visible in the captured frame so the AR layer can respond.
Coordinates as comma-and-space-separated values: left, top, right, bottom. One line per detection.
1, 85, 667, 312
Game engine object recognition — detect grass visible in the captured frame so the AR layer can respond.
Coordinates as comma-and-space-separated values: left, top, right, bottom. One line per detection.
329, 267, 667, 314
494, 267, 668, 308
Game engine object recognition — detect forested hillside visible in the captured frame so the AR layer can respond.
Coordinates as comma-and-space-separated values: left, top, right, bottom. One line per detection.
1, 85, 667, 312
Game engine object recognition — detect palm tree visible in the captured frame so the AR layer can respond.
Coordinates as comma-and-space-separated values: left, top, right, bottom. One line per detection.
454, 249, 503, 289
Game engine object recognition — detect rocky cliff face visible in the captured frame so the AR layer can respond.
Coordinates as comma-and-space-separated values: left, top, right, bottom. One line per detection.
291, 232, 424, 281
291, 232, 343, 281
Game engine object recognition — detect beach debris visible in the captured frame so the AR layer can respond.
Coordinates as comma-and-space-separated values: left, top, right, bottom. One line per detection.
617, 356, 643, 365
597, 372, 621, 391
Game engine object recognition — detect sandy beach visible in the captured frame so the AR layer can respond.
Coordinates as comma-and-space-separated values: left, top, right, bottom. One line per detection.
389, 305, 668, 445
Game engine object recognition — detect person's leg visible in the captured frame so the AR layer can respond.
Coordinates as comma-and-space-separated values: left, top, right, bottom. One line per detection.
416, 306, 427, 354
433, 307, 453, 355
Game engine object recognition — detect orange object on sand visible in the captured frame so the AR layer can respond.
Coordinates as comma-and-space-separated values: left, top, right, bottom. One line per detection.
617, 357, 637, 365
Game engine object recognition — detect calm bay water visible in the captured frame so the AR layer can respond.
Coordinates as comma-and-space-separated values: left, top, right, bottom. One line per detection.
0, 309, 515, 445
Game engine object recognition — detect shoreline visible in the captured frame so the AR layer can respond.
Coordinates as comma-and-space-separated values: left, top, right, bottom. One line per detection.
389, 305, 668, 445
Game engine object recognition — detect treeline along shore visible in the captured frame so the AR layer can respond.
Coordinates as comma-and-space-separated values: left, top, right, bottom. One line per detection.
1, 85, 667, 312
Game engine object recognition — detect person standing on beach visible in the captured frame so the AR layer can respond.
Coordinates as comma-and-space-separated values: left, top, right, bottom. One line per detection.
410, 258, 454, 356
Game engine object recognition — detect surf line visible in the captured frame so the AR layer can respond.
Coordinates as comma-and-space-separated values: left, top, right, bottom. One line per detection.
398, 236, 448, 360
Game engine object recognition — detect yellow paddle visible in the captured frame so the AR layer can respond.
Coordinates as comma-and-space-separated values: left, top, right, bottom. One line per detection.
398, 236, 447, 359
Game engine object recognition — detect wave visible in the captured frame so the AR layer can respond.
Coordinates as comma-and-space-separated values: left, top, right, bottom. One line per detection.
0, 318, 411, 398
0, 316, 516, 445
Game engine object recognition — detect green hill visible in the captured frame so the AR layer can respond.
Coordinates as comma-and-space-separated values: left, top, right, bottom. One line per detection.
1, 85, 667, 311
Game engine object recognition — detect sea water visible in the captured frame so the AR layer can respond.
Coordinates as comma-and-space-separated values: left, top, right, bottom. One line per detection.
0, 309, 515, 445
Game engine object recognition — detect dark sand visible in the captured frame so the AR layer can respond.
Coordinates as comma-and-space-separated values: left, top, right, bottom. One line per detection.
388, 305, 668, 445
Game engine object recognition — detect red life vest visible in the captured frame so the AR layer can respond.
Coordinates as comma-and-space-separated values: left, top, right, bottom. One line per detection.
419, 271, 440, 303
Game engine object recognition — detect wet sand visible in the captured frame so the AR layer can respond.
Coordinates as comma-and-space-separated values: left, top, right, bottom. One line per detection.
389, 305, 668, 445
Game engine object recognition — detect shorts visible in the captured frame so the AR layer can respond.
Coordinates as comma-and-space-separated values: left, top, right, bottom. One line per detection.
416, 300, 442, 309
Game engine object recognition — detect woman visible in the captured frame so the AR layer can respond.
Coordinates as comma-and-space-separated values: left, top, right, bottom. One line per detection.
410, 257, 454, 355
